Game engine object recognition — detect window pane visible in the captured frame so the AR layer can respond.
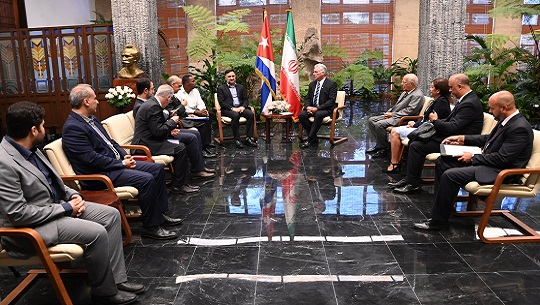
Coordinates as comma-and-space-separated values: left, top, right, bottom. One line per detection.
322, 13, 340, 24
343, 12, 369, 24
240, 0, 265, 5
523, 15, 539, 26
372, 13, 390, 24
471, 13, 490, 24
270, 13, 287, 24
472, 0, 491, 3
343, 0, 369, 4
524, 0, 540, 4
322, 0, 340, 3
269, 0, 287, 3
219, 0, 236, 5
372, 0, 391, 3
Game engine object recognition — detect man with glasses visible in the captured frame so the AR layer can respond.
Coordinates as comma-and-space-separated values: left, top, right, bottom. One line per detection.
63, 84, 183, 240
390, 73, 484, 193
366, 74, 424, 157
298, 63, 338, 149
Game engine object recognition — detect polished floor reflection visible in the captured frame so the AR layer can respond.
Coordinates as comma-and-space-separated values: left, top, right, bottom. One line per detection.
3, 100, 540, 304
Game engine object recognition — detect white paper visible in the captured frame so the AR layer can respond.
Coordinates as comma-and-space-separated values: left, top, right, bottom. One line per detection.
440, 144, 482, 156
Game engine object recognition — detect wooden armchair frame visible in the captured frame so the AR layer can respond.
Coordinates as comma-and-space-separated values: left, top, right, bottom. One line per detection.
0, 228, 85, 305
455, 167, 540, 243
298, 91, 348, 145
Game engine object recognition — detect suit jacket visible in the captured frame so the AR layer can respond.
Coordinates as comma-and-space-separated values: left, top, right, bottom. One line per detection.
132, 96, 178, 155
387, 87, 425, 125
164, 95, 195, 128
432, 91, 484, 143
464, 113, 533, 184
62, 111, 127, 188
413, 95, 451, 128
133, 97, 145, 118
304, 78, 338, 112
0, 138, 79, 257
217, 83, 249, 111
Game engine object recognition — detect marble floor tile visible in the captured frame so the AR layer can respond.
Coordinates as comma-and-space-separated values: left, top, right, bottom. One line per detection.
5, 100, 540, 304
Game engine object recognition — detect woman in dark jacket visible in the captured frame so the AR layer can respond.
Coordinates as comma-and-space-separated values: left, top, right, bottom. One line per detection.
383, 78, 452, 173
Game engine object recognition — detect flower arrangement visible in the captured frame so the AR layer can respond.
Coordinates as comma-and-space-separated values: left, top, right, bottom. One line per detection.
104, 86, 136, 109
267, 100, 291, 114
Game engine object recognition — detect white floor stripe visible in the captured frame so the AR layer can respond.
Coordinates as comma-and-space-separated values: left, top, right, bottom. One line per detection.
175, 273, 405, 284
177, 235, 404, 246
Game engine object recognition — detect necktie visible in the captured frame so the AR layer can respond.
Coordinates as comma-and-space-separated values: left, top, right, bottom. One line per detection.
314, 82, 321, 107
483, 122, 503, 152
89, 119, 121, 160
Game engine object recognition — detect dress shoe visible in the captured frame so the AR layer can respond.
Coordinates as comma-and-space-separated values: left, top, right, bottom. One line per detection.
192, 171, 214, 179
366, 147, 382, 154
413, 219, 445, 231
203, 150, 217, 158
117, 282, 146, 294
171, 185, 200, 194
204, 167, 216, 173
141, 226, 177, 240
185, 184, 200, 190
387, 178, 407, 189
206, 143, 216, 148
393, 184, 421, 194
371, 149, 388, 158
235, 140, 244, 148
245, 138, 258, 147
162, 214, 184, 226
92, 290, 137, 305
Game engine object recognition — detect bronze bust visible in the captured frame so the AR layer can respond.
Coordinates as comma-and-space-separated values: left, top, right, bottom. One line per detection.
117, 44, 144, 79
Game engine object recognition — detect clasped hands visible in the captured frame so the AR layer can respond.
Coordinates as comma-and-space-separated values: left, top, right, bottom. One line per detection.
122, 154, 137, 168
306, 106, 318, 115
232, 106, 245, 113
442, 135, 473, 163
69, 194, 85, 217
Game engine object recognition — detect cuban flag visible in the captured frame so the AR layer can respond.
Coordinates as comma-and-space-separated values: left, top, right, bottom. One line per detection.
256, 11, 277, 116
280, 10, 301, 121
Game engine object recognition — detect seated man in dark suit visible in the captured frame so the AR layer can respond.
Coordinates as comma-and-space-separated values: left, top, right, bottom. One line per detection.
298, 63, 338, 149
132, 84, 213, 192
390, 74, 485, 193
217, 69, 257, 148
62, 84, 183, 240
134, 78, 154, 113
1, 102, 144, 304
414, 91, 533, 230
366, 73, 424, 157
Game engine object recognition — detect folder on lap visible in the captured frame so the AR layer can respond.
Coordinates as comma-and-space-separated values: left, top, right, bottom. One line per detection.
440, 144, 482, 156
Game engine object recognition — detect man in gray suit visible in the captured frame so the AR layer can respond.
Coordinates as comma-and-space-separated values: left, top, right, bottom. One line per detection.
366, 74, 424, 158
0, 102, 144, 305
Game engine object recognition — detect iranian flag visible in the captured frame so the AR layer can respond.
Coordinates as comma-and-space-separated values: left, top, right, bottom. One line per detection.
280, 10, 301, 121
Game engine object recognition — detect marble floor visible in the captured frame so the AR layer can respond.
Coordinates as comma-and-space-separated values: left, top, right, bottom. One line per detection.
3, 101, 540, 304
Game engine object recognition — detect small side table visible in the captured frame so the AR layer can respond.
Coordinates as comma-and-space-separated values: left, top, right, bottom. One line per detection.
261, 113, 294, 144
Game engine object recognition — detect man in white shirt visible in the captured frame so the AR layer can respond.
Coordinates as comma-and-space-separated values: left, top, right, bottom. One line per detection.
176, 74, 215, 155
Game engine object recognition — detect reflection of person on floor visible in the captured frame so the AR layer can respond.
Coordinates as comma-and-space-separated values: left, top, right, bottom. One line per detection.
304, 150, 341, 211
225, 157, 256, 207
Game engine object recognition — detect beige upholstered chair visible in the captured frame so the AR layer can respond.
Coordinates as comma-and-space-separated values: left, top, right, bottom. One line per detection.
386, 96, 434, 132
0, 227, 84, 305
298, 90, 348, 145
419, 112, 497, 183
101, 111, 174, 166
213, 93, 258, 144
43, 139, 135, 245
455, 129, 540, 243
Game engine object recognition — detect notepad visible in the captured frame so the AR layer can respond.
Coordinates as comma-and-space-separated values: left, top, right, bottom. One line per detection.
183, 117, 210, 121
440, 144, 482, 156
